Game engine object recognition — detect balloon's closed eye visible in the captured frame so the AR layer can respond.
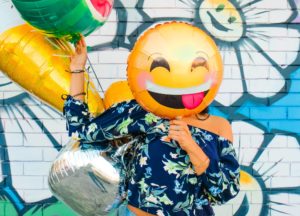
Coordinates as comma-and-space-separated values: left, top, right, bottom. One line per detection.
191, 57, 208, 71
150, 57, 170, 72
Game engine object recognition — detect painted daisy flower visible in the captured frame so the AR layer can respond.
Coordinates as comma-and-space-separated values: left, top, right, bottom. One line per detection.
141, 0, 300, 106
212, 121, 300, 216
0, 94, 67, 207
0, 1, 298, 215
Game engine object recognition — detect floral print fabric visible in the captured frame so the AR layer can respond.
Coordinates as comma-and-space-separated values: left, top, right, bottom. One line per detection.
63, 96, 240, 216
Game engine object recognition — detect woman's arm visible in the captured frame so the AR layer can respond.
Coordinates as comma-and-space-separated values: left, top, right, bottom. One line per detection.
168, 119, 210, 175
200, 137, 240, 204
64, 97, 150, 142
168, 118, 240, 204
69, 36, 87, 102
64, 36, 151, 141
200, 120, 240, 204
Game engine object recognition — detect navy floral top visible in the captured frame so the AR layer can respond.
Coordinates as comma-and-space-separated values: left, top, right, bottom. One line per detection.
63, 96, 240, 216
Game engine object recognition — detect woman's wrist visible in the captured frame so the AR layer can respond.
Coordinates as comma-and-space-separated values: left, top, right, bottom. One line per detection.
185, 140, 210, 164
193, 157, 210, 175
184, 139, 201, 153
70, 64, 85, 71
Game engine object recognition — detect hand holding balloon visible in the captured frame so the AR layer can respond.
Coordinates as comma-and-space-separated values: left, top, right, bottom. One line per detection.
168, 118, 210, 175
168, 118, 194, 152
0, 24, 104, 115
70, 36, 88, 101
70, 36, 87, 71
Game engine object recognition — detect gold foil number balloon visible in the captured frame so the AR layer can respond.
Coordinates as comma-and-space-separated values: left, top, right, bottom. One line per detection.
0, 24, 104, 116
127, 22, 223, 119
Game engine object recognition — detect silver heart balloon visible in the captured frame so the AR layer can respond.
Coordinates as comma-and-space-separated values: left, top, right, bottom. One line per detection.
48, 138, 136, 216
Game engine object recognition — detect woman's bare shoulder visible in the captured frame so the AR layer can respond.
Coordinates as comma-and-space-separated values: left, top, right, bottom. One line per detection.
209, 115, 233, 143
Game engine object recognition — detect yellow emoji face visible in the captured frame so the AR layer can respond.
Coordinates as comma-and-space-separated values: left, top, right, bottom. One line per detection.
199, 0, 243, 42
127, 22, 223, 119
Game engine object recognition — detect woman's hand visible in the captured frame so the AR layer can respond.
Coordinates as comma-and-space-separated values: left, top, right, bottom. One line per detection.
168, 117, 210, 175
70, 36, 87, 71
168, 118, 195, 152
69, 36, 87, 101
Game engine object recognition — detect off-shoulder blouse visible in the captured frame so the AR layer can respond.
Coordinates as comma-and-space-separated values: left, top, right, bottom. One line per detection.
63, 96, 240, 216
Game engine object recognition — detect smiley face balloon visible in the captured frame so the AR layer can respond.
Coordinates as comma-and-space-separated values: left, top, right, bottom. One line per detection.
127, 22, 223, 119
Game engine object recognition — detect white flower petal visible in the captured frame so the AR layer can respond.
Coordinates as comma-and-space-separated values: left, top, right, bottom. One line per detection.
232, 121, 264, 166
239, 40, 285, 97
2, 98, 63, 202
89, 2, 144, 46
0, 76, 24, 99
213, 205, 234, 216
243, 0, 294, 24
143, 0, 194, 18
269, 195, 300, 216
176, 0, 197, 8
236, 0, 257, 7
264, 135, 299, 162
86, 8, 117, 46
254, 135, 300, 189
92, 48, 130, 92
215, 47, 243, 105
120, 1, 149, 43
0, 1, 24, 34
23, 190, 53, 203
247, 26, 300, 67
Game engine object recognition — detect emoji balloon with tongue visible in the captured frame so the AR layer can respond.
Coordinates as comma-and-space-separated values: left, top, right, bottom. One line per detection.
127, 22, 223, 119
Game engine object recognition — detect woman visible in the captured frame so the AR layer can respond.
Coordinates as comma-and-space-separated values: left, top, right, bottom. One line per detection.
64, 37, 240, 216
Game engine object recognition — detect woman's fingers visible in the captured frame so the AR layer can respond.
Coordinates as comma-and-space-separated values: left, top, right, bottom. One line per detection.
170, 119, 186, 126
75, 45, 80, 54
78, 38, 84, 48
168, 129, 179, 135
168, 130, 185, 139
170, 120, 190, 134
168, 133, 179, 141
75, 40, 81, 52
169, 125, 181, 131
78, 35, 86, 49
81, 35, 87, 47
74, 36, 86, 53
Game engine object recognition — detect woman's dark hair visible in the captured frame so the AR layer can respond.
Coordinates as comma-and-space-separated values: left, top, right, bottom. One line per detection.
199, 91, 209, 115
199, 106, 209, 115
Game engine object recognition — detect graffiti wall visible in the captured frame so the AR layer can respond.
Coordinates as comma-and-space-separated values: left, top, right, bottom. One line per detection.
0, 0, 299, 215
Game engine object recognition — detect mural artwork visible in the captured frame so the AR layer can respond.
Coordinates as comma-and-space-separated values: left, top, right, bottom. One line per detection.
0, 0, 299, 215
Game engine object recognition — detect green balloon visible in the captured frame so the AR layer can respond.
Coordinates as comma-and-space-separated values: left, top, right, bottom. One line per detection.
12, 0, 114, 42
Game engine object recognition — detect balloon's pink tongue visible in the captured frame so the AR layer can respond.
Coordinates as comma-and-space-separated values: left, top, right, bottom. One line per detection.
90, 0, 112, 17
182, 92, 205, 109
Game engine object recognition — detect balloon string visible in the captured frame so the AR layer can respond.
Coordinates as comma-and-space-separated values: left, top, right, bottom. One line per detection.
87, 56, 104, 93
86, 68, 90, 105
